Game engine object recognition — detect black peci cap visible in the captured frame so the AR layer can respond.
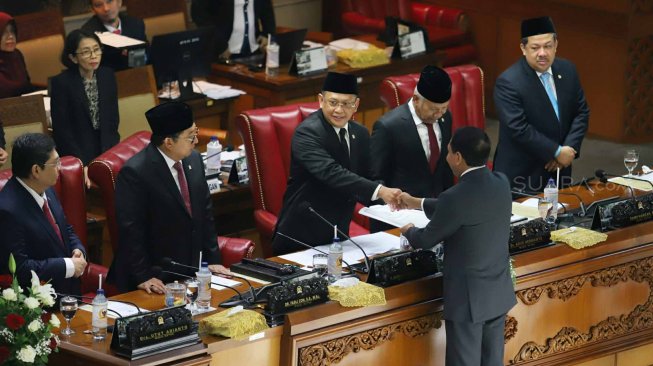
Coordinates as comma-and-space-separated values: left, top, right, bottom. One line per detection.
417, 65, 451, 104
145, 101, 194, 136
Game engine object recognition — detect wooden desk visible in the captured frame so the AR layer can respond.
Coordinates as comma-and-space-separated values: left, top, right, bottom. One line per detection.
211, 179, 254, 236
210, 41, 444, 131
57, 181, 653, 365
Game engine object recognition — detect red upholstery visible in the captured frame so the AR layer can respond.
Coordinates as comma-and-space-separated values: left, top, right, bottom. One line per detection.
87, 131, 254, 269
339, 0, 476, 66
0, 156, 111, 297
236, 103, 370, 257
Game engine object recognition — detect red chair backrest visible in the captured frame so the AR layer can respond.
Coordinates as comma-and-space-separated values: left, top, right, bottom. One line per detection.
341, 0, 412, 20
379, 64, 485, 131
236, 103, 320, 216
87, 131, 152, 253
0, 156, 88, 246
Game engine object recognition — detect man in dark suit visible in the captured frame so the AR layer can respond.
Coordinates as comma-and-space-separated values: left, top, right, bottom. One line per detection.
370, 65, 454, 232
108, 102, 229, 294
81, 0, 147, 70
400, 127, 516, 366
494, 16, 589, 192
272, 72, 402, 256
191, 0, 276, 59
0, 133, 87, 295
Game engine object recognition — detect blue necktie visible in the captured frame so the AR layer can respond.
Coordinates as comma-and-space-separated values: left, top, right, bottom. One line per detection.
540, 72, 559, 120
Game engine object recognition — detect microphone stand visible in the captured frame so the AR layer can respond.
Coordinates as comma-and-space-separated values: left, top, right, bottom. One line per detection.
157, 268, 248, 308
276, 232, 359, 278
306, 206, 371, 274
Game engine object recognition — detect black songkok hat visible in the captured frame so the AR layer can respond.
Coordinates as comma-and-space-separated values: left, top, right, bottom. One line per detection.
145, 101, 194, 136
521, 16, 556, 38
322, 72, 358, 95
417, 65, 451, 103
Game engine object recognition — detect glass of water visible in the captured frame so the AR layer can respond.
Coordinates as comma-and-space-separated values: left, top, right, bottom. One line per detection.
312, 254, 328, 277
624, 149, 639, 177
60, 296, 78, 336
185, 278, 199, 314
538, 198, 553, 222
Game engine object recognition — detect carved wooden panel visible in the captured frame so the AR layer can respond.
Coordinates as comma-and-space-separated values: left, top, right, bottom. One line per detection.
509, 256, 653, 364
505, 316, 518, 344
298, 313, 442, 366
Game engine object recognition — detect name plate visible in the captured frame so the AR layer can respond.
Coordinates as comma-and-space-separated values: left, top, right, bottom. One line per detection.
392, 30, 427, 59
592, 194, 653, 231
367, 249, 437, 288
111, 306, 199, 360
509, 218, 552, 254
265, 277, 329, 315
206, 177, 221, 194
289, 47, 328, 77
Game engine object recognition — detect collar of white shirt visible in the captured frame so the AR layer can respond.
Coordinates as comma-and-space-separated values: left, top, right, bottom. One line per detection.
103, 18, 122, 34
460, 165, 486, 177
16, 176, 46, 208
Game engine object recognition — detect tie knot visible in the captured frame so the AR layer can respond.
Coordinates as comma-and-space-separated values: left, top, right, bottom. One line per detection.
173, 161, 183, 172
540, 72, 551, 81
339, 128, 347, 141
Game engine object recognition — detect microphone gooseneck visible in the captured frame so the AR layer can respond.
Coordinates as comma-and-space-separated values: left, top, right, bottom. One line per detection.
306, 206, 371, 274
276, 231, 357, 277
595, 169, 636, 197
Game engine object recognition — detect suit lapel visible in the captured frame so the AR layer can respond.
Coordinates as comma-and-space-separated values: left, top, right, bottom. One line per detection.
521, 58, 561, 136
149, 146, 192, 218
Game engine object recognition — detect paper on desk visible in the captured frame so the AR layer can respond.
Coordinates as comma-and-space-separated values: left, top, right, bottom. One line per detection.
512, 201, 540, 218
96, 32, 145, 47
79, 301, 149, 319
359, 205, 430, 228
211, 275, 242, 291
278, 232, 401, 268
608, 176, 653, 192
192, 80, 245, 100
328, 38, 372, 51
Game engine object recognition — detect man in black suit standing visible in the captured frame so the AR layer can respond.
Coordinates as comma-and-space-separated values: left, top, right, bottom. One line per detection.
272, 72, 402, 255
400, 127, 516, 366
108, 102, 229, 294
0, 133, 87, 295
494, 16, 589, 192
191, 0, 276, 59
369, 65, 454, 232
81, 0, 147, 70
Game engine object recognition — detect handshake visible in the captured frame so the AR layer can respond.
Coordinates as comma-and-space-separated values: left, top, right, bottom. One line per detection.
378, 186, 423, 211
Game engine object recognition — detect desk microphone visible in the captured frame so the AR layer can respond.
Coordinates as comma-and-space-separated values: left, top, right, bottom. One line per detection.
558, 191, 587, 217
596, 169, 653, 196
305, 205, 371, 274
276, 232, 358, 277
152, 267, 246, 305
161, 257, 256, 304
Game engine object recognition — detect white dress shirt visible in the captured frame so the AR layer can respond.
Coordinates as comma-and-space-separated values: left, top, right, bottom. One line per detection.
408, 97, 443, 162
536, 67, 557, 99
157, 148, 184, 192
229, 0, 259, 54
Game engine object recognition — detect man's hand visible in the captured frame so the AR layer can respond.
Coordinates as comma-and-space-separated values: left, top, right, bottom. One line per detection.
256, 35, 268, 51
556, 146, 577, 168
400, 223, 415, 234
0, 148, 7, 167
398, 192, 422, 210
137, 277, 166, 294
219, 49, 232, 60
378, 186, 402, 210
208, 264, 231, 276
544, 159, 560, 172
71, 255, 87, 278
83, 166, 92, 189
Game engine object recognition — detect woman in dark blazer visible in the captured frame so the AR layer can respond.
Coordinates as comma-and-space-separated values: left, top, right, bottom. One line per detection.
51, 29, 119, 187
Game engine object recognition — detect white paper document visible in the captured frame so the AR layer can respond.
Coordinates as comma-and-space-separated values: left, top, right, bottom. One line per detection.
608, 175, 653, 192
80, 301, 149, 319
278, 231, 401, 268
96, 32, 145, 47
192, 80, 245, 100
210, 275, 243, 290
328, 38, 372, 51
358, 205, 430, 228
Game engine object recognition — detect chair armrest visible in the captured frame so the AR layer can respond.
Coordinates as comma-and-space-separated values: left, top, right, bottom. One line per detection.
352, 202, 370, 230
411, 3, 467, 31
342, 12, 386, 35
218, 237, 255, 268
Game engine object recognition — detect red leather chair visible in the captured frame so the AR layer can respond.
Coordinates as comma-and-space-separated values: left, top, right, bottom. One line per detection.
87, 131, 255, 269
0, 156, 110, 298
339, 0, 476, 66
236, 103, 370, 258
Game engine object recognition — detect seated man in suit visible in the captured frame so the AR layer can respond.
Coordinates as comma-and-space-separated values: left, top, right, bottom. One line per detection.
369, 65, 454, 232
271, 72, 402, 256
400, 127, 516, 366
0, 133, 87, 295
108, 102, 229, 294
81, 0, 147, 70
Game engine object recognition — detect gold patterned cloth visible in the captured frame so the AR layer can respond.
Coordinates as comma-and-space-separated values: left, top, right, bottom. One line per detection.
337, 45, 389, 68
328, 279, 386, 307
550, 227, 608, 249
199, 307, 269, 339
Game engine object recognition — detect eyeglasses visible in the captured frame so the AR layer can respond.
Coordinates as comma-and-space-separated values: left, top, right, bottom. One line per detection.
325, 99, 357, 110
43, 159, 61, 169
183, 128, 200, 144
76, 47, 103, 59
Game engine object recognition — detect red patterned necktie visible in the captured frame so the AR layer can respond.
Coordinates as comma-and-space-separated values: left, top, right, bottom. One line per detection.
43, 199, 63, 245
113, 29, 121, 35
173, 162, 192, 215
427, 123, 440, 173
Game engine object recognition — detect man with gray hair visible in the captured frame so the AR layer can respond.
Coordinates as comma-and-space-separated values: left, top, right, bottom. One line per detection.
369, 65, 454, 232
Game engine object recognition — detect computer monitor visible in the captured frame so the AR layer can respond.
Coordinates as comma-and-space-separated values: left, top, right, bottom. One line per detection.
150, 28, 214, 100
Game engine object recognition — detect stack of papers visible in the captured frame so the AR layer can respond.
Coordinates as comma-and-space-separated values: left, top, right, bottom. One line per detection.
608, 174, 653, 192
80, 301, 148, 319
328, 38, 373, 51
192, 80, 246, 100
96, 32, 145, 48
358, 205, 430, 228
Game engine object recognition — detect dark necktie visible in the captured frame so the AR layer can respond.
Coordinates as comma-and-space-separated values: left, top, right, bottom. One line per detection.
43, 199, 63, 245
241, 0, 251, 55
339, 128, 350, 169
427, 123, 440, 173
173, 161, 192, 215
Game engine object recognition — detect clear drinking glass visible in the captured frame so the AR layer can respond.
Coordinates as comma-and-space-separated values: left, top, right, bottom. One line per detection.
538, 198, 553, 221
312, 254, 328, 277
185, 278, 199, 314
60, 296, 78, 336
624, 149, 639, 177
